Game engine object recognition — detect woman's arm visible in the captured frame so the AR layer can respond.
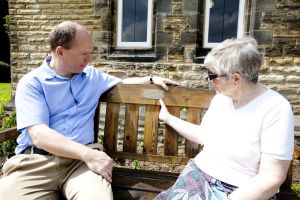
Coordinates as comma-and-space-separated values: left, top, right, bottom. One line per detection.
159, 99, 205, 144
229, 156, 291, 200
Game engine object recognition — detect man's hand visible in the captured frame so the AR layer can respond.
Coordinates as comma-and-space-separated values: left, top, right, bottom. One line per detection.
83, 149, 114, 182
151, 76, 181, 90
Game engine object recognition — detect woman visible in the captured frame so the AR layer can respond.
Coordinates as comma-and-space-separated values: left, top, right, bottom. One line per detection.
155, 37, 294, 200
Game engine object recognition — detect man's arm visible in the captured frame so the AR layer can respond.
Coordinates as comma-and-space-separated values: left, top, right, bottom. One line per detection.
228, 156, 291, 200
121, 76, 181, 90
28, 124, 113, 182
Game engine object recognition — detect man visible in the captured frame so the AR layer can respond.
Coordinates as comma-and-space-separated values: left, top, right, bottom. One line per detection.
0, 21, 179, 199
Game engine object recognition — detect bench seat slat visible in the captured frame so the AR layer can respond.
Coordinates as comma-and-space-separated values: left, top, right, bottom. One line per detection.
106, 151, 190, 164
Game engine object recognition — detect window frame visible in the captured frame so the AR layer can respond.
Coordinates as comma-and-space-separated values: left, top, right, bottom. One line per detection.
116, 0, 153, 49
203, 0, 246, 48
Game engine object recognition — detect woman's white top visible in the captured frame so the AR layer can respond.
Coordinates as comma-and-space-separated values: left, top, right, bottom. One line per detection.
194, 88, 294, 187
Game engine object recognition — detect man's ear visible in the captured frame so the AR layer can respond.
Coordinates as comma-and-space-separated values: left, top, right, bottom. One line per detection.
55, 46, 64, 56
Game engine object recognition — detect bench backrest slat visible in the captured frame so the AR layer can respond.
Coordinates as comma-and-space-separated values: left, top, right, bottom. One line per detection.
104, 103, 120, 151
143, 105, 160, 155
185, 108, 202, 157
124, 104, 139, 153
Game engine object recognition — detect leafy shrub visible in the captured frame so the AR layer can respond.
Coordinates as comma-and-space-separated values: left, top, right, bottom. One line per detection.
0, 61, 10, 83
0, 110, 17, 158
292, 183, 300, 197
3, 15, 10, 36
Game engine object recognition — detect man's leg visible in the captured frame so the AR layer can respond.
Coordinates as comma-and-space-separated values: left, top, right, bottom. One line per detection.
0, 154, 60, 200
62, 161, 113, 200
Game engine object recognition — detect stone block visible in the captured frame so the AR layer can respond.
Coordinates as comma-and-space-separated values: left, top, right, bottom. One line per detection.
156, 0, 172, 13
284, 46, 300, 56
168, 45, 184, 55
182, 0, 199, 13
250, 30, 272, 45
156, 31, 173, 45
190, 14, 200, 30
265, 47, 282, 57
256, 0, 276, 11
181, 31, 197, 44
273, 38, 296, 46
163, 16, 189, 31
172, 2, 182, 14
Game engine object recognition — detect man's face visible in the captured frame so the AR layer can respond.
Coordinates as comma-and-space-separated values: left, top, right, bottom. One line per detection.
60, 29, 93, 75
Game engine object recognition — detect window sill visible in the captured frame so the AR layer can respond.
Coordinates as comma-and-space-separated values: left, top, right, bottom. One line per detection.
107, 50, 157, 62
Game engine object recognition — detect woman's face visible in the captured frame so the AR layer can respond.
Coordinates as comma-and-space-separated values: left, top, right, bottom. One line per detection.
209, 68, 238, 98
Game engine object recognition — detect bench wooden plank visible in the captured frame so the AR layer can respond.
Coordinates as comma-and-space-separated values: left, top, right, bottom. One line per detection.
0, 127, 19, 141
100, 84, 214, 108
143, 105, 159, 154
124, 104, 139, 153
104, 103, 120, 151
164, 107, 180, 156
185, 108, 202, 157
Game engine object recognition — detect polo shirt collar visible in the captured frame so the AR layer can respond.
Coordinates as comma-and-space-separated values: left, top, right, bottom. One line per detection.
42, 56, 87, 80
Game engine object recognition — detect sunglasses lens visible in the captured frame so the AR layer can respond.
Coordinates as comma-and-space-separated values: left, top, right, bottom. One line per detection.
208, 70, 218, 81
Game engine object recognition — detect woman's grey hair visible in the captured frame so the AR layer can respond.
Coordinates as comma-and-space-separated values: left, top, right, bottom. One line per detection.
204, 37, 262, 83
49, 21, 82, 52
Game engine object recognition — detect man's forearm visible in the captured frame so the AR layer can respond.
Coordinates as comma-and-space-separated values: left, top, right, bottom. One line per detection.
28, 124, 92, 161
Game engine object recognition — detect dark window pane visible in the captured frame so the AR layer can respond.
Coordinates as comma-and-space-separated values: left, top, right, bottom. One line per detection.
223, 0, 239, 39
208, 0, 240, 43
135, 0, 148, 41
208, 0, 224, 43
122, 0, 135, 42
122, 0, 148, 42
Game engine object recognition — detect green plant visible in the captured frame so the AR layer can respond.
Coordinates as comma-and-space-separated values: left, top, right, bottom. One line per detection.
98, 134, 104, 144
0, 100, 4, 116
131, 160, 142, 170
0, 61, 9, 69
0, 139, 17, 158
292, 183, 300, 197
2, 110, 16, 129
3, 15, 10, 36
0, 110, 17, 158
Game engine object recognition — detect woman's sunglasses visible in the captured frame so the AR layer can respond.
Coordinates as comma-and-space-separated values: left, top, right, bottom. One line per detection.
207, 70, 227, 81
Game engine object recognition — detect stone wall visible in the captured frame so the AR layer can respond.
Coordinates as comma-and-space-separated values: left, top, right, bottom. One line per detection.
9, 0, 299, 117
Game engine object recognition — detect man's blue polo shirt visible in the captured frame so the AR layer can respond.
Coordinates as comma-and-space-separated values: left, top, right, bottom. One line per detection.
15, 57, 121, 154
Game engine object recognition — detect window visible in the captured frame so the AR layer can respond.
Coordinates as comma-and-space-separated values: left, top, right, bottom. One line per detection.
203, 0, 245, 48
117, 0, 153, 49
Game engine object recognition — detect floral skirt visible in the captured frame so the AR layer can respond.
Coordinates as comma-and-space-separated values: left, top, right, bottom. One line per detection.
154, 159, 278, 200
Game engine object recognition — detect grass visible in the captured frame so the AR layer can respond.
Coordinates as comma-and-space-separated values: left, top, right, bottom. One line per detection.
0, 83, 12, 104
0, 83, 12, 116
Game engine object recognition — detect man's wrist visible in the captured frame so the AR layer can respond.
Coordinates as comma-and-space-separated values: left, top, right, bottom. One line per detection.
150, 75, 154, 84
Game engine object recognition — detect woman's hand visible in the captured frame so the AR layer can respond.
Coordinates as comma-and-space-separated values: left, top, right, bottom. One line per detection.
159, 99, 171, 123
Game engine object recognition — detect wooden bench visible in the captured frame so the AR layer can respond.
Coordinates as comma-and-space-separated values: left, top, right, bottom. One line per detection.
0, 84, 299, 199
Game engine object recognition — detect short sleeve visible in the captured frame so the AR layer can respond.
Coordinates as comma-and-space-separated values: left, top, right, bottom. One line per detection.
15, 77, 50, 130
260, 101, 294, 160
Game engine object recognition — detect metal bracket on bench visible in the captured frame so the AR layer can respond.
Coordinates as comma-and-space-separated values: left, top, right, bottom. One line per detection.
141, 89, 164, 100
